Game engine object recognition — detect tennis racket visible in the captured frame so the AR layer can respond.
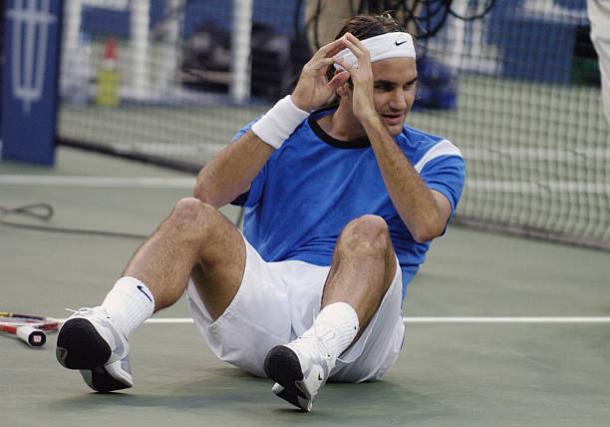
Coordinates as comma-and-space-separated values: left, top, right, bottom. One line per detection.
0, 312, 61, 347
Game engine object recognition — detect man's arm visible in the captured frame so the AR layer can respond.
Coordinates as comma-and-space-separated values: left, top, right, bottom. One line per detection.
194, 37, 351, 208
360, 116, 451, 242
194, 132, 273, 208
337, 33, 451, 242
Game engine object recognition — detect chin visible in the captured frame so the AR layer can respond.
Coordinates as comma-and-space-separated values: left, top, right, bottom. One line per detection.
387, 123, 405, 136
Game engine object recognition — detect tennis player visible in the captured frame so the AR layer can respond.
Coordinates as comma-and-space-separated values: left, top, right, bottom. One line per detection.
56, 14, 465, 412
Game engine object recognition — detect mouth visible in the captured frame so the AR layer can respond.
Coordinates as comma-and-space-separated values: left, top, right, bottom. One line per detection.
380, 112, 405, 126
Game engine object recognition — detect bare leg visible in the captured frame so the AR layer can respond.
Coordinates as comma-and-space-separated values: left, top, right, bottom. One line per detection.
122, 197, 246, 319
321, 215, 396, 333
56, 198, 245, 393
263, 215, 396, 411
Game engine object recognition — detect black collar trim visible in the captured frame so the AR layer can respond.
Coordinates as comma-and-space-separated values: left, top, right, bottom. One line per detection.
308, 108, 371, 149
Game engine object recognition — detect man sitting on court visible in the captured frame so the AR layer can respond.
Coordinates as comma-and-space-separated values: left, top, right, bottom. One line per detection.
56, 14, 465, 412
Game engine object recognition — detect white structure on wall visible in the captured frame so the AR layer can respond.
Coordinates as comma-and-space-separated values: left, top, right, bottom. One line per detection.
8, 0, 57, 113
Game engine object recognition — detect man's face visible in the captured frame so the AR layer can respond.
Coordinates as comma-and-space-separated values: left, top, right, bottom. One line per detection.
369, 58, 418, 136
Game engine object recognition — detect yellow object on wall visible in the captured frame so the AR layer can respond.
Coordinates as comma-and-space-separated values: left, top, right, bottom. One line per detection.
96, 38, 120, 107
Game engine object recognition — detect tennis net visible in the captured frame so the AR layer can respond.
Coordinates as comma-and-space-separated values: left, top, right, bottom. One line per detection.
56, 0, 609, 249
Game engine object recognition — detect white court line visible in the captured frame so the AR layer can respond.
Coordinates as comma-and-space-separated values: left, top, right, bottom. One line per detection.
0, 175, 195, 188
399, 317, 610, 324
102, 317, 610, 325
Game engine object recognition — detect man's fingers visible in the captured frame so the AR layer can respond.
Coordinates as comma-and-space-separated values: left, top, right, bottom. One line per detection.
315, 37, 347, 59
309, 57, 335, 72
341, 34, 368, 60
304, 32, 371, 81
328, 70, 350, 90
333, 56, 357, 73
345, 33, 367, 51
303, 38, 347, 73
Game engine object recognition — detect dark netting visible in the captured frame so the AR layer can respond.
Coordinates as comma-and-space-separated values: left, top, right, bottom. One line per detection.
56, 0, 609, 249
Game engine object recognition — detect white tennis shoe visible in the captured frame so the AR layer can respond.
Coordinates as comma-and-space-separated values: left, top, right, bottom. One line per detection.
56, 306, 133, 392
264, 333, 336, 412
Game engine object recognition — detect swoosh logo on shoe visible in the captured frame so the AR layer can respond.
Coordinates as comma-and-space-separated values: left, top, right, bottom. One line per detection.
395, 39, 408, 46
137, 285, 153, 302
318, 373, 324, 381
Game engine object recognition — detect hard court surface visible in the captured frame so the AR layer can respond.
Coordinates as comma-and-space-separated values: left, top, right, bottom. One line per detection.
1, 147, 609, 426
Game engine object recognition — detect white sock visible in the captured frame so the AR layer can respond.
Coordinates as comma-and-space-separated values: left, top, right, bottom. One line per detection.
102, 276, 155, 337
300, 302, 359, 359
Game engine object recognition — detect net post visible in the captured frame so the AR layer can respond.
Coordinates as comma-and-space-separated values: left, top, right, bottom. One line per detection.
230, 0, 252, 103
159, 0, 183, 93
130, 0, 150, 100
61, 0, 83, 95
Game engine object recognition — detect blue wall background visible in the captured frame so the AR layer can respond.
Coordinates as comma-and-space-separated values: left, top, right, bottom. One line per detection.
79, 0, 591, 85
81, 0, 303, 39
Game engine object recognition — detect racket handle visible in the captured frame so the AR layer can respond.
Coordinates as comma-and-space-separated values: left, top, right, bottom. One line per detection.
16, 325, 47, 347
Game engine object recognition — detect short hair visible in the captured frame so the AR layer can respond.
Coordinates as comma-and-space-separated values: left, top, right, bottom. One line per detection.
335, 13, 404, 40
325, 13, 406, 82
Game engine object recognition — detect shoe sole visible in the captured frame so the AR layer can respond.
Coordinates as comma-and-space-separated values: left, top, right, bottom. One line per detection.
79, 364, 132, 393
264, 345, 313, 411
56, 319, 112, 369
56, 318, 132, 393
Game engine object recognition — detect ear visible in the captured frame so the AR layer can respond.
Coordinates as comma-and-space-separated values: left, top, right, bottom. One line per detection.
329, 69, 350, 96
336, 83, 346, 97
337, 80, 354, 98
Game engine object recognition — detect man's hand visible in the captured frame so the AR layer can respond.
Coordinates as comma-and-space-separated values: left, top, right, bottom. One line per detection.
333, 33, 378, 124
291, 38, 351, 111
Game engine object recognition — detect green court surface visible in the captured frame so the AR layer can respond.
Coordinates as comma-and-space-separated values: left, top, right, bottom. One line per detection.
1, 147, 609, 426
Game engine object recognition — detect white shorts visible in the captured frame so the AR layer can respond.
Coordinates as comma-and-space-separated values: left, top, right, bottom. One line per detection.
186, 235, 405, 382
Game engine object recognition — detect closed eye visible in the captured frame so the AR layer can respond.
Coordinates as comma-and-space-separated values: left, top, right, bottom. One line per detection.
374, 77, 417, 92
374, 81, 395, 91
404, 77, 417, 89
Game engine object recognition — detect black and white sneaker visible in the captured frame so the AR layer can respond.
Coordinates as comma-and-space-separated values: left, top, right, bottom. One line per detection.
264, 334, 335, 412
56, 307, 133, 392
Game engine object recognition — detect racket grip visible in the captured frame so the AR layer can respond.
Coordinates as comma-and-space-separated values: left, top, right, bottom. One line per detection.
16, 325, 47, 347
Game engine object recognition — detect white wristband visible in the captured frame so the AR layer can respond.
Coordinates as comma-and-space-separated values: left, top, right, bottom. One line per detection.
251, 95, 310, 149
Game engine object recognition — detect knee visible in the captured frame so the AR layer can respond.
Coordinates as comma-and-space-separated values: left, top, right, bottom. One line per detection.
340, 215, 390, 257
170, 197, 219, 234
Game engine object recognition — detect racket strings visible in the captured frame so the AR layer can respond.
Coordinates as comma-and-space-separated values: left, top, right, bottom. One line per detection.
0, 312, 46, 320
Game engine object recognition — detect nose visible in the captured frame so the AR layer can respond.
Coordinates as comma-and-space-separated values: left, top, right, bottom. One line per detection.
389, 88, 408, 111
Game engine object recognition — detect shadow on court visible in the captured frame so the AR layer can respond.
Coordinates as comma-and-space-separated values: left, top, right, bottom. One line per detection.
2, 147, 609, 426
48, 373, 449, 426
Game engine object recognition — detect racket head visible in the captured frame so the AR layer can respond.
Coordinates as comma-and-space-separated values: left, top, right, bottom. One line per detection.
0, 312, 60, 347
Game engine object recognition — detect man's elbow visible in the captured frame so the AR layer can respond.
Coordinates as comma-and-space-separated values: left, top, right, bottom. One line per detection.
411, 230, 433, 244
193, 184, 217, 206
411, 221, 445, 243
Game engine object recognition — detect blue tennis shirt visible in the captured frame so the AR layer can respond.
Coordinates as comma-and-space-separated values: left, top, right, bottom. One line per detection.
232, 108, 465, 298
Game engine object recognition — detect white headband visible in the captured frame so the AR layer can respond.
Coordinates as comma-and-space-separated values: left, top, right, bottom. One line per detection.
334, 32, 416, 71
